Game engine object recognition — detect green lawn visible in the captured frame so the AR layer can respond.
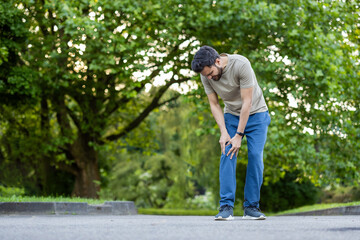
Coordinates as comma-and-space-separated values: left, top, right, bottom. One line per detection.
0, 195, 108, 205
1, 196, 359, 216
138, 201, 360, 216
272, 201, 360, 216
137, 208, 220, 216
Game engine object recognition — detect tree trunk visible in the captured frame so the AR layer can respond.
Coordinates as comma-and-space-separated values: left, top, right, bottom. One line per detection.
40, 97, 56, 196
70, 134, 101, 198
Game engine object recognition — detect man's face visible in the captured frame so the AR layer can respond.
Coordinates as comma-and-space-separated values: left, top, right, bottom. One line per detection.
201, 64, 223, 81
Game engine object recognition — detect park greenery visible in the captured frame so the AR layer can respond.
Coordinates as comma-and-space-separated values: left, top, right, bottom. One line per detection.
1, 194, 360, 216
0, 0, 359, 213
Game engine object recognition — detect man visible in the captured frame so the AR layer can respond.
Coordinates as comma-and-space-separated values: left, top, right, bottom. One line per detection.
191, 46, 271, 220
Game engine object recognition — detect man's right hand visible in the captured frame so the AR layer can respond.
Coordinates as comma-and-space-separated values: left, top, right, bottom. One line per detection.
219, 132, 231, 154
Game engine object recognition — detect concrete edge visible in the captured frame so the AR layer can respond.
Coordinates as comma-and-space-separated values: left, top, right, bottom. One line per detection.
279, 205, 360, 216
0, 201, 137, 215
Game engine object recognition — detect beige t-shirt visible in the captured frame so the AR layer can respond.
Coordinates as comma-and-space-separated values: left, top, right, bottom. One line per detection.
200, 53, 268, 116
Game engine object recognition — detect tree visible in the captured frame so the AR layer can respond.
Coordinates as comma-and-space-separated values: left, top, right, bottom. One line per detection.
190, 0, 360, 186
0, 0, 208, 197
101, 95, 220, 208
0, 0, 47, 193
1, 0, 358, 199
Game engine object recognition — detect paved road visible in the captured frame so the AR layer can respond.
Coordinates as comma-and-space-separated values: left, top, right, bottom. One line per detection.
0, 215, 359, 240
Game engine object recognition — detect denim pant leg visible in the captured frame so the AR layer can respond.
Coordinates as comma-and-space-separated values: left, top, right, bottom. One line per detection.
219, 113, 239, 207
243, 111, 271, 208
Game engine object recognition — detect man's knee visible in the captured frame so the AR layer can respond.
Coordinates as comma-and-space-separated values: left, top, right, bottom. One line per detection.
248, 150, 262, 161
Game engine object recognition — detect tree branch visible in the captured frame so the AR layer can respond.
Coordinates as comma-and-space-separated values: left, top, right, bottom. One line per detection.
103, 44, 183, 117
54, 96, 73, 137
54, 162, 79, 176
158, 94, 181, 107
66, 106, 82, 132
104, 77, 190, 142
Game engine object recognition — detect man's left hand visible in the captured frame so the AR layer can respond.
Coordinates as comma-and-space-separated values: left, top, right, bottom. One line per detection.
226, 134, 242, 159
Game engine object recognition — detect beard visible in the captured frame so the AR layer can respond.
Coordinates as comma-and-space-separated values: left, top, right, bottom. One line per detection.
212, 64, 223, 81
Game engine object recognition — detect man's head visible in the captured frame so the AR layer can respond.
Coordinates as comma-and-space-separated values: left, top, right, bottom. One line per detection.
191, 45, 223, 81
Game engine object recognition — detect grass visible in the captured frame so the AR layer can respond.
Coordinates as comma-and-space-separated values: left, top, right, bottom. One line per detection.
0, 195, 109, 205
272, 201, 360, 216
139, 208, 245, 216
138, 208, 220, 216
139, 201, 360, 216
1, 196, 359, 216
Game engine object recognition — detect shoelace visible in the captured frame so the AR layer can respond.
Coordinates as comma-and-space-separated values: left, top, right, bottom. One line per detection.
247, 206, 262, 212
219, 205, 232, 212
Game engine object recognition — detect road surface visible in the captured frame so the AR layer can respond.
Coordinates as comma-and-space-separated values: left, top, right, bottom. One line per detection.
1, 215, 359, 240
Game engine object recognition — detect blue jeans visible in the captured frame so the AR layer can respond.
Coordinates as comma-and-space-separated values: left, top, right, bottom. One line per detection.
219, 111, 271, 208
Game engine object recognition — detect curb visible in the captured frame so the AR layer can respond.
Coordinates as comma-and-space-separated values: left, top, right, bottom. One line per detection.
0, 201, 137, 215
280, 205, 360, 216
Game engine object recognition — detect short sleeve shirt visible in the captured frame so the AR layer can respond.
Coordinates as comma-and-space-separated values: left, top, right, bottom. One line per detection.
200, 54, 268, 115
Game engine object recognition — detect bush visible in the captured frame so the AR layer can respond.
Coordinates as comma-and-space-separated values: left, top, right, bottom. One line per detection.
320, 186, 360, 203
186, 191, 217, 210
0, 185, 25, 197
260, 171, 320, 212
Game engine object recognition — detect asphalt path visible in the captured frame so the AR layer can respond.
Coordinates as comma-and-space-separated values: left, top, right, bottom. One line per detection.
0, 215, 359, 240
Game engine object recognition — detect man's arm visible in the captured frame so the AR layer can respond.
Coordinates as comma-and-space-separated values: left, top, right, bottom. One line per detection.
207, 92, 231, 154
236, 87, 253, 134
226, 87, 253, 159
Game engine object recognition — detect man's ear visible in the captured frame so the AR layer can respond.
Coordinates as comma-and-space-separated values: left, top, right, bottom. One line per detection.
215, 57, 221, 65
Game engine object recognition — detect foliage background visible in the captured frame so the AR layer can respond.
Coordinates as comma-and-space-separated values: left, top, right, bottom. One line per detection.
0, 0, 359, 212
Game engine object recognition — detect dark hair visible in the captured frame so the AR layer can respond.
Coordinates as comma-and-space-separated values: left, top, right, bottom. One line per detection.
191, 46, 220, 73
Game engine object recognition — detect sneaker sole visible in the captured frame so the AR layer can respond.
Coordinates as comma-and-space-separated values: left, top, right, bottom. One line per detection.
214, 215, 234, 221
242, 215, 266, 220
